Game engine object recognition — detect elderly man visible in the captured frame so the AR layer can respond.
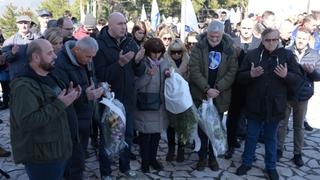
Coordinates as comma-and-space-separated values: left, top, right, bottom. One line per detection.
277, 27, 320, 166
53, 36, 104, 180
1, 15, 39, 107
93, 12, 145, 179
236, 28, 301, 180
189, 20, 238, 171
10, 39, 80, 179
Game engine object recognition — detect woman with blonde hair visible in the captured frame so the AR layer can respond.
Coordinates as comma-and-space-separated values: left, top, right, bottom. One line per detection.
44, 27, 63, 54
158, 27, 175, 50
164, 38, 190, 162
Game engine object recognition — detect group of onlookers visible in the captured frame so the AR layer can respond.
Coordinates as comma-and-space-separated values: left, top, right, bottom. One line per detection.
0, 7, 319, 180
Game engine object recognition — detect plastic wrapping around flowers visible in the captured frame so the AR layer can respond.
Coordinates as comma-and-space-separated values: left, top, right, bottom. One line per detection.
198, 98, 227, 157
99, 82, 127, 157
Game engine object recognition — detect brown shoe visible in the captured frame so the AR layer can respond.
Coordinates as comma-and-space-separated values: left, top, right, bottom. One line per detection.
209, 157, 219, 171
0, 147, 11, 157
196, 159, 207, 171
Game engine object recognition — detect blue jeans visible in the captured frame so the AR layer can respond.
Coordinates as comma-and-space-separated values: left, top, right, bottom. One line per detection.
24, 160, 67, 180
242, 118, 280, 170
98, 110, 133, 176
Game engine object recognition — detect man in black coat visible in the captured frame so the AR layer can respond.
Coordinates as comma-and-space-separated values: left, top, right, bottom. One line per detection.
93, 12, 145, 179
236, 28, 301, 180
53, 37, 104, 180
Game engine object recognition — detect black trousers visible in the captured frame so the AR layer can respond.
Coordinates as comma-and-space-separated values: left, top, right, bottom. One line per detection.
139, 132, 160, 164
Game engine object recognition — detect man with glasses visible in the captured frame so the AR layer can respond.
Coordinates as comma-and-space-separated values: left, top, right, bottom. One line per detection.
225, 18, 261, 159
57, 17, 76, 43
189, 20, 238, 172
236, 28, 301, 180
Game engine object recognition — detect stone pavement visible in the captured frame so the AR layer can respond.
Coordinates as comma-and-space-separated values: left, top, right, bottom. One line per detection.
1, 108, 320, 180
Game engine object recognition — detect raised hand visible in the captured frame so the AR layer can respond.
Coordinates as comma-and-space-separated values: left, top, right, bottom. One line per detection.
302, 63, 315, 74
118, 50, 135, 67
134, 47, 145, 63
250, 62, 264, 78
274, 63, 287, 78
57, 88, 80, 107
86, 78, 104, 100
12, 44, 19, 55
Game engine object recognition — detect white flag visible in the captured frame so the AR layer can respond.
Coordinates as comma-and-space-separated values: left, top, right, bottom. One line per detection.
140, 4, 147, 21
180, 0, 198, 42
151, 0, 160, 32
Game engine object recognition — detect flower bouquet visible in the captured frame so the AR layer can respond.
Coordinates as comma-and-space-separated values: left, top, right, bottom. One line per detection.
198, 98, 227, 157
100, 82, 127, 157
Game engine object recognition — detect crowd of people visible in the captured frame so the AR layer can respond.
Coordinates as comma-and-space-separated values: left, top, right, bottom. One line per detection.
0, 7, 319, 180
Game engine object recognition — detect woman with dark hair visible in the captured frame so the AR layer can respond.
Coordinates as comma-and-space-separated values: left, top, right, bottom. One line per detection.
134, 38, 170, 173
131, 21, 147, 46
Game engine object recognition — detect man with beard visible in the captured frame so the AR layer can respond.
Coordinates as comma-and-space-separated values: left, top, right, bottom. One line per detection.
9, 39, 80, 179
277, 27, 320, 166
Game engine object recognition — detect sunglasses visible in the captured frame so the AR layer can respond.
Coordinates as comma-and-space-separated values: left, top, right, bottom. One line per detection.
264, 38, 279, 42
162, 37, 172, 41
171, 50, 182, 55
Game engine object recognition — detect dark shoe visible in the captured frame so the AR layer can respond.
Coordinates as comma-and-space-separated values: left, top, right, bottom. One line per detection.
0, 147, 11, 157
304, 121, 313, 131
91, 139, 98, 149
150, 160, 163, 171
234, 139, 241, 148
130, 152, 137, 160
208, 158, 219, 171
166, 146, 175, 162
224, 147, 234, 159
196, 160, 207, 171
176, 144, 185, 162
293, 154, 304, 167
266, 169, 279, 180
141, 161, 150, 173
277, 149, 283, 162
0, 104, 8, 110
0, 119, 3, 124
236, 165, 251, 176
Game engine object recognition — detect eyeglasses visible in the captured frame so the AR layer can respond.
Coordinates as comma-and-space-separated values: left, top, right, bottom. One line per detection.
171, 50, 182, 55
264, 38, 279, 42
63, 27, 74, 31
162, 37, 172, 41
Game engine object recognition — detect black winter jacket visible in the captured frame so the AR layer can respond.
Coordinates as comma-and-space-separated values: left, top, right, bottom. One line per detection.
237, 45, 301, 122
93, 26, 146, 113
54, 41, 94, 123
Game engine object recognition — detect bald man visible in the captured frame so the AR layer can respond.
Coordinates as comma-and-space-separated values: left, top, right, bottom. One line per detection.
93, 12, 145, 179
10, 39, 80, 179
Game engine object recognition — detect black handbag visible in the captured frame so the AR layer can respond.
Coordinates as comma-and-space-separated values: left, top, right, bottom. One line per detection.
296, 66, 314, 101
136, 92, 161, 111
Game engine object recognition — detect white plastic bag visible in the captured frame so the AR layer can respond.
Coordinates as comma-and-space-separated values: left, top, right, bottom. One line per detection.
164, 68, 193, 114
198, 98, 227, 157
99, 82, 127, 157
